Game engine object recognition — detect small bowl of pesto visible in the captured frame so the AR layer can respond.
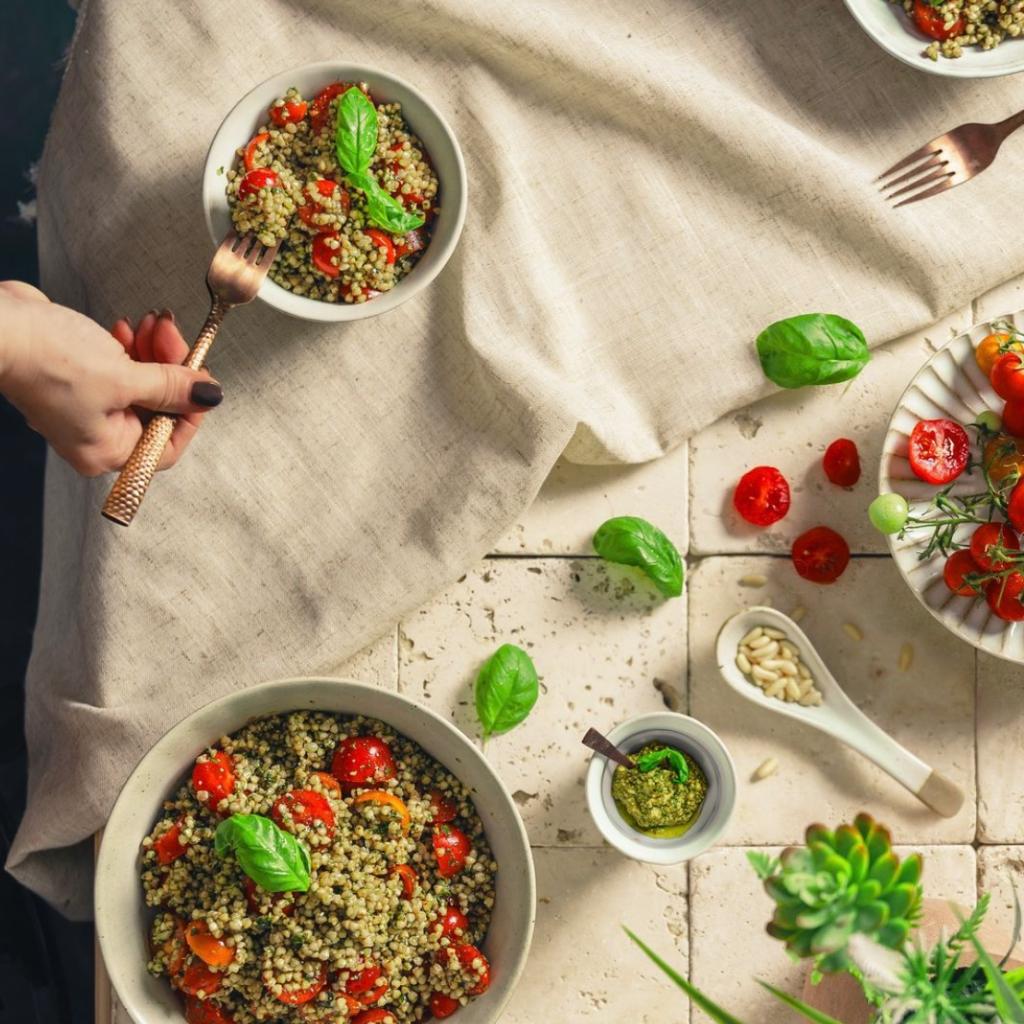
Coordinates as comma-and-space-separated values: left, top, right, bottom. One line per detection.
584, 712, 737, 864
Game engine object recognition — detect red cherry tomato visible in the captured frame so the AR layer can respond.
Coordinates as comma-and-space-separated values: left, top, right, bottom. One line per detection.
154, 820, 187, 865
364, 228, 396, 265
243, 132, 270, 172
944, 549, 980, 597
185, 921, 234, 969
400, 191, 425, 207
270, 99, 308, 126
238, 167, 281, 201
908, 419, 970, 485
395, 228, 426, 259
311, 232, 341, 279
276, 963, 328, 1005
1004, 401, 1024, 438
987, 572, 1024, 621
733, 466, 791, 526
271, 789, 336, 836
912, 0, 964, 39
436, 904, 469, 940
309, 81, 365, 132
452, 944, 491, 996
992, 353, 1024, 403
191, 751, 235, 810
429, 789, 458, 824
331, 736, 397, 790
822, 438, 861, 487
430, 993, 460, 1019
970, 522, 1020, 572
791, 526, 850, 584
351, 1012, 396, 1024
242, 877, 295, 916
179, 958, 224, 997
390, 864, 418, 900
346, 965, 388, 1005
433, 825, 471, 878
185, 996, 235, 1024
310, 769, 342, 795
1009, 481, 1024, 532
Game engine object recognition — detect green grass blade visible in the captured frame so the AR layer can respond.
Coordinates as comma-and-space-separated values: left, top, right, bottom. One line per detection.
757, 980, 850, 1024
963, 918, 1024, 1022
624, 928, 750, 1024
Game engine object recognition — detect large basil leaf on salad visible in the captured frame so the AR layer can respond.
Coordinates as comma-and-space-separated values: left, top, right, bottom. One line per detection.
348, 170, 426, 233
335, 87, 378, 175
756, 313, 870, 389
214, 813, 310, 893
592, 516, 684, 598
475, 644, 539, 739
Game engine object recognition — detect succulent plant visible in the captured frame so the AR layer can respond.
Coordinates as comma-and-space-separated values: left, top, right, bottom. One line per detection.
761, 813, 923, 973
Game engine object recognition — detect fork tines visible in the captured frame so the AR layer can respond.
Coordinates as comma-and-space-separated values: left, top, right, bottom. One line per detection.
877, 142, 958, 208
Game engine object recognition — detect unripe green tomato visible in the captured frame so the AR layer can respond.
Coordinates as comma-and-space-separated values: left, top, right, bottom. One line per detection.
868, 493, 909, 535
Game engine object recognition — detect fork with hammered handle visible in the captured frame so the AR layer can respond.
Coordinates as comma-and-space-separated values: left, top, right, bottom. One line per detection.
101, 231, 279, 526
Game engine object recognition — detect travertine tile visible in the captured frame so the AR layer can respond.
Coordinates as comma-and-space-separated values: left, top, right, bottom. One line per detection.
399, 558, 686, 845
689, 556, 976, 844
977, 652, 1024, 844
502, 847, 688, 1024
689, 845, 975, 1024
975, 273, 1024, 323
977, 846, 1024, 936
494, 449, 689, 557
319, 627, 398, 689
689, 307, 972, 556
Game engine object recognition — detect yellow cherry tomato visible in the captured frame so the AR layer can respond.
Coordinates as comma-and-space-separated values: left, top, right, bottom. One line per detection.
984, 434, 1024, 484
976, 333, 1021, 377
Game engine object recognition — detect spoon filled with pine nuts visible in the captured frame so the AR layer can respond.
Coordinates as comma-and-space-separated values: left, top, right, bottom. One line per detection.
715, 606, 963, 819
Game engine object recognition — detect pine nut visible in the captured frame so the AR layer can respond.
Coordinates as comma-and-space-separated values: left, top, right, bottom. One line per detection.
899, 643, 914, 672
747, 634, 772, 650
736, 623, 823, 708
753, 666, 780, 683
749, 640, 780, 660
740, 574, 767, 588
763, 628, 786, 640
753, 758, 778, 781
843, 623, 863, 642
740, 627, 764, 646
736, 652, 752, 674
790, 605, 806, 622
764, 680, 786, 699
785, 679, 801, 701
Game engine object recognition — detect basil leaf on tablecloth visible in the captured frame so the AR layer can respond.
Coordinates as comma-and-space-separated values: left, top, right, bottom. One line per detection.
755, 313, 869, 389
592, 516, 684, 597
335, 87, 378, 175
634, 746, 690, 784
347, 169, 426, 234
214, 813, 310, 892
475, 643, 539, 739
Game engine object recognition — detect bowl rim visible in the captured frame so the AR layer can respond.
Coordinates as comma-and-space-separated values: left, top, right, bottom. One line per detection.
583, 711, 737, 865
201, 60, 468, 322
95, 675, 535, 1024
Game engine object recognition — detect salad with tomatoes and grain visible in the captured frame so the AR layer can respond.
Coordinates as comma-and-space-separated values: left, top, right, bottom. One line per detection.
226, 81, 437, 304
891, 0, 1024, 61
141, 711, 495, 1024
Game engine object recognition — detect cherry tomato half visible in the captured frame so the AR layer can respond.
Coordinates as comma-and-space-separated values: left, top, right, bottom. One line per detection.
436, 904, 469, 940
992, 353, 1024, 403
912, 0, 964, 40
192, 750, 235, 809
269, 99, 308, 126
395, 228, 426, 259
185, 996, 235, 1024
243, 132, 270, 172
433, 825, 471, 878
822, 438, 861, 487
346, 965, 388, 1006
970, 522, 1020, 572
944, 549, 980, 597
791, 526, 850, 585
243, 877, 295, 917
449, 944, 491, 996
987, 572, 1024, 621
350, 1012, 396, 1024
185, 920, 234, 969
310, 769, 342, 795
271, 789, 336, 836
390, 864, 418, 900
908, 419, 969, 485
428, 789, 457, 825
311, 231, 341, 279
154, 820, 187, 865
430, 993, 460, 1019
331, 736, 397, 790
180, 958, 224, 997
733, 466, 791, 527
276, 963, 328, 1005
364, 228, 396, 265
309, 82, 366, 132
237, 167, 281, 201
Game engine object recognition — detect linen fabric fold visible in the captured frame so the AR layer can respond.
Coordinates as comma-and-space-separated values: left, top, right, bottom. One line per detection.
10, 0, 1024, 917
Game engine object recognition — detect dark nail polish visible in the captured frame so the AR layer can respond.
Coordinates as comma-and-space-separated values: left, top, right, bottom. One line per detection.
191, 381, 223, 408
146, 308, 158, 319
121, 314, 133, 330
158, 308, 176, 324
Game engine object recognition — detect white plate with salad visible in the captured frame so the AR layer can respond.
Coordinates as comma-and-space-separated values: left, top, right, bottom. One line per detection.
877, 310, 1024, 662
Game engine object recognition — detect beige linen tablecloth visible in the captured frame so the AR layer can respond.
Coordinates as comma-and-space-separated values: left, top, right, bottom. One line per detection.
10, 0, 1024, 917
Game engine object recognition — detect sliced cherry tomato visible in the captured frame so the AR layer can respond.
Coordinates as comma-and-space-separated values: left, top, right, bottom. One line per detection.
430, 993, 460, 1019
984, 435, 1024, 485
238, 167, 281, 201
180, 958, 224, 997
346, 964, 388, 1005
311, 231, 342, 279
271, 789, 336, 836
309, 81, 363, 132
1004, 401, 1024, 438
908, 419, 969, 485
976, 333, 1017, 376
944, 549, 980, 597
429, 789, 458, 824
185, 920, 234, 969
352, 790, 411, 834
350, 1012, 396, 1024
244, 132, 270, 172
364, 228, 396, 265
332, 736, 397, 789
733, 466, 790, 526
192, 750, 235, 809
822, 438, 861, 488
400, 191, 425, 207
912, 0, 964, 40
270, 99, 308, 127
436, 904, 469, 940
987, 572, 1024, 621
440, 944, 491, 996
970, 522, 1020, 572
433, 825, 471, 878
395, 228, 426, 260
154, 820, 187, 865
310, 769, 342, 795
158, 917, 188, 981
276, 963, 328, 1005
185, 995, 235, 1024
390, 863, 418, 899
992, 353, 1024, 403
242, 876, 295, 916
791, 526, 850, 584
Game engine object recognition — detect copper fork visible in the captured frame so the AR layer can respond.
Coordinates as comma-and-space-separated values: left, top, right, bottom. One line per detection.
102, 230, 279, 526
878, 108, 1024, 207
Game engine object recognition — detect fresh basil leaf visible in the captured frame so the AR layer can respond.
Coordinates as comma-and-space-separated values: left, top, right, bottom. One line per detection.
592, 516, 684, 598
335, 87, 378, 175
755, 313, 869, 390
635, 747, 690, 784
347, 170, 426, 234
475, 643, 539, 739
214, 813, 310, 893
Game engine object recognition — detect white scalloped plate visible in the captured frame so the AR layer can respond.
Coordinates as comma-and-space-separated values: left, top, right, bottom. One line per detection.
881, 309, 1024, 663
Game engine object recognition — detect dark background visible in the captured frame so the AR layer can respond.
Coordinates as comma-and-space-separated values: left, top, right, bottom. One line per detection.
0, 2, 93, 1022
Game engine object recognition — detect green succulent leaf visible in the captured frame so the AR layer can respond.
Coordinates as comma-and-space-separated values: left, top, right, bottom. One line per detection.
747, 851, 781, 881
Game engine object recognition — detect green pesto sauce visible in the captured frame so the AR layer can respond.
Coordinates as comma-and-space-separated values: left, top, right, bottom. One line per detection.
611, 744, 708, 839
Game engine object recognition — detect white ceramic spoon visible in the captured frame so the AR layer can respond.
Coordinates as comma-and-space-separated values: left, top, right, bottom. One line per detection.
715, 606, 964, 818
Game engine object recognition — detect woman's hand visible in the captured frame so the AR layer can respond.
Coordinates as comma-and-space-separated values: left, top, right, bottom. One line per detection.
0, 281, 222, 477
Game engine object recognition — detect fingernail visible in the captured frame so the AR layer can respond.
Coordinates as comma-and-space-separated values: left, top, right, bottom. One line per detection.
158, 308, 176, 324
191, 380, 223, 408
121, 314, 133, 330
146, 308, 158, 319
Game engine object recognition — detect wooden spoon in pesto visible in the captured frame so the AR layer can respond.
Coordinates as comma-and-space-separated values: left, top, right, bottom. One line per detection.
582, 727, 634, 769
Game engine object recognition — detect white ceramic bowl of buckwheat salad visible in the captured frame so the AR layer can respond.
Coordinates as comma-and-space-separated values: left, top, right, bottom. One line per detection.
95, 678, 534, 1024
202, 63, 467, 321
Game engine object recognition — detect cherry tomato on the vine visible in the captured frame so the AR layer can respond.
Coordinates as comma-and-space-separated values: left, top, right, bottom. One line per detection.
943, 549, 980, 597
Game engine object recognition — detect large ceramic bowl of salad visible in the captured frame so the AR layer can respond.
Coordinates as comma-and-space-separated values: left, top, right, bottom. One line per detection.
94, 678, 534, 1024
202, 63, 467, 322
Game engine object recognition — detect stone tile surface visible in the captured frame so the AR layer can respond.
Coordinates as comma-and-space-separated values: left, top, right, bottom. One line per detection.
398, 558, 686, 845
977, 652, 1024, 844
689, 845, 976, 1024
494, 449, 689, 557
320, 627, 399, 689
689, 556, 977, 844
502, 847, 688, 1024
977, 846, 1024, 936
689, 307, 972, 556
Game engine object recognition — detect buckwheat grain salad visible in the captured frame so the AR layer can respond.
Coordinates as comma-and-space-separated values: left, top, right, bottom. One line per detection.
141, 711, 496, 1024
892, 0, 1024, 60
225, 81, 438, 304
